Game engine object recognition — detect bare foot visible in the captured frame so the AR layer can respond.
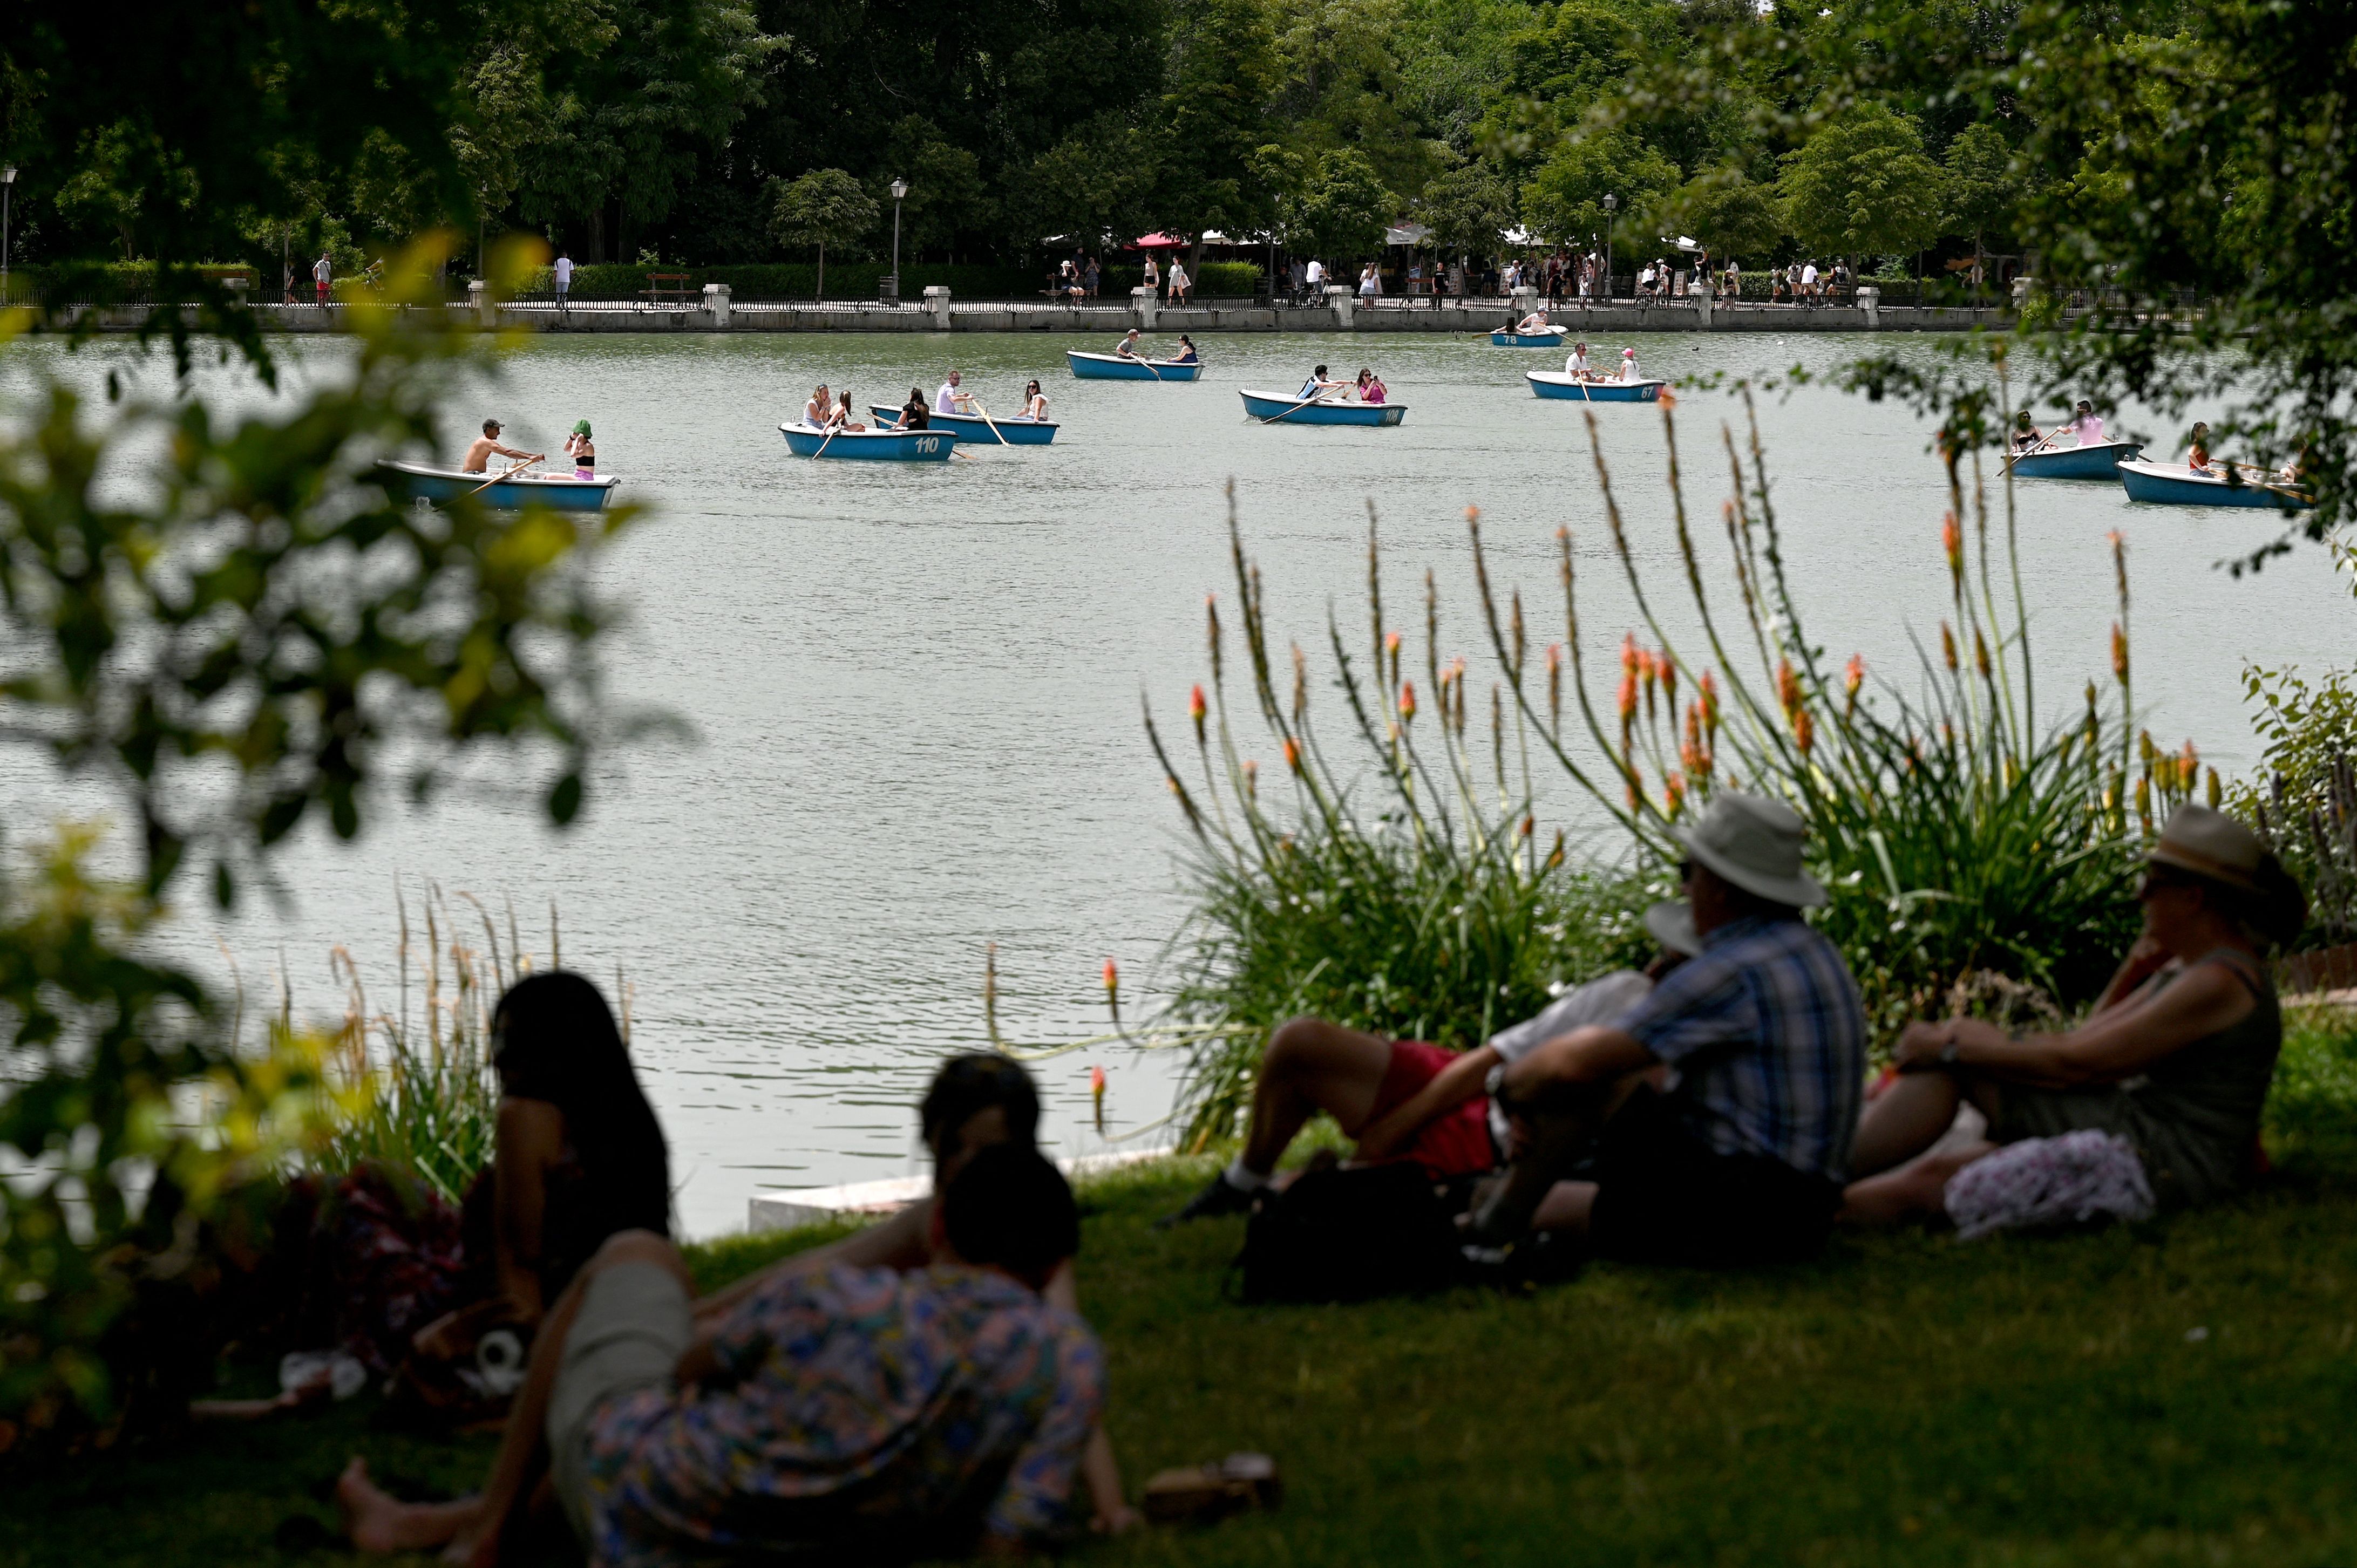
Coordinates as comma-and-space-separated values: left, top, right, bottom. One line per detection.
337, 1458, 480, 1555
440, 1523, 501, 1568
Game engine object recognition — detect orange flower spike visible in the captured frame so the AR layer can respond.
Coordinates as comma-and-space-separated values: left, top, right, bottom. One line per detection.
1242, 759, 1259, 798
1091, 1063, 1106, 1095
1519, 814, 1535, 838
1188, 683, 1207, 742
1617, 671, 1639, 725
1663, 771, 1687, 816
1940, 512, 1963, 586
1974, 629, 1992, 679
1776, 658, 1802, 719
1625, 763, 1643, 811
2111, 623, 2129, 684
1398, 681, 1417, 722
1102, 958, 1119, 1001
1659, 655, 1677, 709
1620, 632, 1640, 678
1699, 670, 1721, 738
1283, 735, 1303, 773
1941, 622, 1959, 672
1844, 654, 1865, 700
1794, 706, 1816, 755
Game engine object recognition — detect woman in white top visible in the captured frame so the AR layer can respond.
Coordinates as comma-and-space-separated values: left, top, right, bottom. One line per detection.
1142, 254, 1160, 294
1516, 306, 1551, 334
802, 384, 831, 428
1358, 263, 1381, 298
1722, 258, 1741, 299
1620, 347, 1642, 383
1167, 260, 1190, 302
1022, 379, 1049, 421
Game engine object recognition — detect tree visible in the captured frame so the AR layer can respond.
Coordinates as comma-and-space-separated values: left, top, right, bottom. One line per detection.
1941, 120, 2018, 276
1003, 116, 1164, 253
1519, 128, 1678, 249
769, 168, 878, 298
1417, 160, 1517, 263
1777, 103, 1945, 261
1295, 147, 1394, 262
1156, 0, 1282, 238
876, 118, 991, 261
1652, 163, 1784, 262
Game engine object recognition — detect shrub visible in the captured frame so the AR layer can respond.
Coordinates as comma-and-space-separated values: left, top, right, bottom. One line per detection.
1192, 261, 1265, 295
519, 261, 1038, 299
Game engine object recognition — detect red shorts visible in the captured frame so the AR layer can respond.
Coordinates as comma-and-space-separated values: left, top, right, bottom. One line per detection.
1367, 1040, 1497, 1180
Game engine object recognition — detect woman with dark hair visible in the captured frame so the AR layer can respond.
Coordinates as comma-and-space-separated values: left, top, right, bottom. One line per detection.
405, 973, 668, 1389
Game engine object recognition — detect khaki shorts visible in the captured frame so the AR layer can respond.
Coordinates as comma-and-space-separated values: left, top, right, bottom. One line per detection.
546, 1261, 692, 1547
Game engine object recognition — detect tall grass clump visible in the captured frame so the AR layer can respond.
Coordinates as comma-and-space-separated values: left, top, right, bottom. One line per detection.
312, 885, 589, 1204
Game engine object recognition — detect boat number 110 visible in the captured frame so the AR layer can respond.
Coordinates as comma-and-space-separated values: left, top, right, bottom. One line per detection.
916, 437, 939, 454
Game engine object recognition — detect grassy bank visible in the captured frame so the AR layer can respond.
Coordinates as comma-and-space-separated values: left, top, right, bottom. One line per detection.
8, 1013, 2356, 1568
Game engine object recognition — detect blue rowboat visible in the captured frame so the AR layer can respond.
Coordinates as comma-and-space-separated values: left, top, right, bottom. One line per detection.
777, 423, 958, 462
1525, 372, 1667, 403
2008, 439, 2142, 480
375, 459, 619, 512
870, 406, 1058, 445
1490, 328, 1568, 347
1239, 388, 1407, 426
1066, 350, 1203, 381
2117, 458, 2310, 510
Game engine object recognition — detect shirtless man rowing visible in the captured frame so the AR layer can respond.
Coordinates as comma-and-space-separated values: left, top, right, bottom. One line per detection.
461, 419, 543, 474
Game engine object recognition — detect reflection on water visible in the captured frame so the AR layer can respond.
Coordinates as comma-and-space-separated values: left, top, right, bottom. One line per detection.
3, 330, 2348, 1236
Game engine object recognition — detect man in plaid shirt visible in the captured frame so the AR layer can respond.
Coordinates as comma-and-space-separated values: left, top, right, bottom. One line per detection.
1468, 792, 1867, 1266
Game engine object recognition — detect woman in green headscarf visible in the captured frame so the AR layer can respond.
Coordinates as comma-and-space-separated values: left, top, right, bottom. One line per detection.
565, 419, 596, 476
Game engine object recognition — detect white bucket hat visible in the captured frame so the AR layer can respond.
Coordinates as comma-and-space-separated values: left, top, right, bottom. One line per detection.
1675, 791, 1825, 908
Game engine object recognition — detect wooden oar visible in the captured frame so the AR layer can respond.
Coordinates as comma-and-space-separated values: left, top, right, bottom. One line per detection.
1258, 388, 1331, 425
468, 456, 541, 496
813, 420, 843, 459
967, 397, 1012, 447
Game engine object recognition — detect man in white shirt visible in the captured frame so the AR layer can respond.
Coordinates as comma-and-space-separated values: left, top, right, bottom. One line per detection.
1305, 257, 1326, 295
313, 250, 334, 303
1158, 903, 1702, 1225
1566, 341, 1594, 378
553, 251, 574, 307
936, 371, 972, 415
1800, 261, 1819, 302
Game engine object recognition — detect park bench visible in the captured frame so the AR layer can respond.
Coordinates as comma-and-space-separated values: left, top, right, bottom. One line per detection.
641, 272, 695, 306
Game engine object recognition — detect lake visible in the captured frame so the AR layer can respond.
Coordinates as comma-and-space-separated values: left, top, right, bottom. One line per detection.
6, 328, 2348, 1236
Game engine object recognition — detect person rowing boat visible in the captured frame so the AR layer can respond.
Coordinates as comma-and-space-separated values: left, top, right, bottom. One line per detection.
1515, 306, 1553, 335
935, 370, 975, 416
1566, 341, 1595, 379
2062, 400, 2106, 447
1298, 363, 1346, 401
461, 418, 542, 474
1113, 328, 1147, 359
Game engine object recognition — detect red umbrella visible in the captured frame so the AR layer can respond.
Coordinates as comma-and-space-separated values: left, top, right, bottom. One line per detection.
1131, 233, 1184, 249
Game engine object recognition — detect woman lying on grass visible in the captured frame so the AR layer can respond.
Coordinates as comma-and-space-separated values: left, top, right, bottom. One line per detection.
338, 1054, 1137, 1563
1843, 805, 2305, 1226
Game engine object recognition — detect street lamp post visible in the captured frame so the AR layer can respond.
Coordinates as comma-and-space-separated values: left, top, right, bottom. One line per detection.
2, 167, 16, 303
1602, 192, 1616, 303
887, 178, 907, 304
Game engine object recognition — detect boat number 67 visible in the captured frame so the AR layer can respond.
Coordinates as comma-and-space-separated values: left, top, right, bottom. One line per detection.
916, 437, 939, 454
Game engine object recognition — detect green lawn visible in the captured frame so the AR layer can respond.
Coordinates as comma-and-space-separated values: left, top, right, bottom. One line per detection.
9, 1014, 2357, 1568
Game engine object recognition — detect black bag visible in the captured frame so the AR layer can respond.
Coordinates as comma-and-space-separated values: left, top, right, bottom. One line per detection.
1231, 1163, 1468, 1304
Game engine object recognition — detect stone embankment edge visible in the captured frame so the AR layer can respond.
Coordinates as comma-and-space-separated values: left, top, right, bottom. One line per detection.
59, 301, 2014, 336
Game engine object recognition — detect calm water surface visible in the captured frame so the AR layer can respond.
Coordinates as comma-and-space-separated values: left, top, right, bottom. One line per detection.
8, 329, 2349, 1235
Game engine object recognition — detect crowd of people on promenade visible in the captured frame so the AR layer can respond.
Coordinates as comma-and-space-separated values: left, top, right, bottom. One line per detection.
152, 787, 2295, 1564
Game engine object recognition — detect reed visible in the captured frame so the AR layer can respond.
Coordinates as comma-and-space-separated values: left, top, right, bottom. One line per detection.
310, 884, 595, 1204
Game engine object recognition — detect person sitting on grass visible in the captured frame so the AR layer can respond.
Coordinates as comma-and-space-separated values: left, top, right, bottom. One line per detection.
1840, 805, 2303, 1228
338, 1146, 1104, 1566
1158, 904, 1704, 1227
685, 1054, 1138, 1536
1461, 792, 1867, 1269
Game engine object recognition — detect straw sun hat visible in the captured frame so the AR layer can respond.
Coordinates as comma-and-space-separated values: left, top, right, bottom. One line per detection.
1674, 791, 1826, 909
2146, 803, 2307, 946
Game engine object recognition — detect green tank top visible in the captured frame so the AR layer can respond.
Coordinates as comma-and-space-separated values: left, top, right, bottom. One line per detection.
2127, 949, 2279, 1203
